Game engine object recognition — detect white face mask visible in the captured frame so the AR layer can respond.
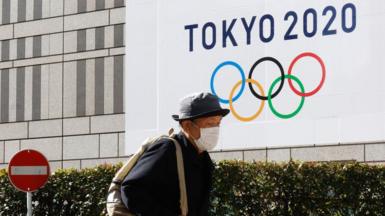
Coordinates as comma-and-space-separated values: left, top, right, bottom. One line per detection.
193, 126, 220, 151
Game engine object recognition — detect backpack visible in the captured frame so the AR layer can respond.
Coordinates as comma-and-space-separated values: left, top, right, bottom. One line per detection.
106, 129, 188, 216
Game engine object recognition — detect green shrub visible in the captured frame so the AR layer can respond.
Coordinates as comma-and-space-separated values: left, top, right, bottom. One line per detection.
1, 161, 385, 215
0, 164, 117, 216
209, 161, 385, 216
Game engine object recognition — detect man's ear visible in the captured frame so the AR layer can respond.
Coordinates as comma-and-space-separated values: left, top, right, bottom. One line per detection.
180, 120, 191, 133
182, 120, 202, 141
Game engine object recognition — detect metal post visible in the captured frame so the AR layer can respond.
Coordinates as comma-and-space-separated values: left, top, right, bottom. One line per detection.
27, 192, 32, 216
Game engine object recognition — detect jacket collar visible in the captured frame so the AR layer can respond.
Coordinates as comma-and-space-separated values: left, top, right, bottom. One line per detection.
175, 131, 208, 166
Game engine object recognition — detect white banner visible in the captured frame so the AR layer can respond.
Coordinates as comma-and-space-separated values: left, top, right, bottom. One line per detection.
126, 0, 385, 153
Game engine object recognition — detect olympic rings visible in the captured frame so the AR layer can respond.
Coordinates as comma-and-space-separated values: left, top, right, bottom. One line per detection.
210, 61, 245, 104
268, 74, 305, 119
229, 79, 265, 122
210, 52, 326, 122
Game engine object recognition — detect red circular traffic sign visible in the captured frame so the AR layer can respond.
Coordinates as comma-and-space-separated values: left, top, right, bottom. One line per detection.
8, 149, 50, 192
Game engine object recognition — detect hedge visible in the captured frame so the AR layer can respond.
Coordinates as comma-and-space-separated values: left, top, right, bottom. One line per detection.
1, 161, 385, 215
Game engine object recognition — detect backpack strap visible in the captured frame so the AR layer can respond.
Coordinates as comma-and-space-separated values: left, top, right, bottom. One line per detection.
112, 145, 146, 183
168, 136, 188, 216
112, 135, 167, 183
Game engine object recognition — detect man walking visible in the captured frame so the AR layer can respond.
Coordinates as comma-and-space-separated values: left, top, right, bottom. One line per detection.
121, 92, 229, 215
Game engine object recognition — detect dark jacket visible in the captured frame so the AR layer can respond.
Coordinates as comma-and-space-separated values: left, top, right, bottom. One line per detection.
121, 132, 214, 216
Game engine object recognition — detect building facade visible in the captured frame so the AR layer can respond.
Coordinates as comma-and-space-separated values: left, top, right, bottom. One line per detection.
0, 0, 127, 171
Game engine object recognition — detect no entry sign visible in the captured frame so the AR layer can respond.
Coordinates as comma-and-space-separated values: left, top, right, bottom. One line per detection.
8, 149, 50, 192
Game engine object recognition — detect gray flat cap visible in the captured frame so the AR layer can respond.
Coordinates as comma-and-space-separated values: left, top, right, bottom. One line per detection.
172, 92, 229, 121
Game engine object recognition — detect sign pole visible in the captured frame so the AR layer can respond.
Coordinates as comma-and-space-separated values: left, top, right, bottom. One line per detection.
27, 191, 32, 216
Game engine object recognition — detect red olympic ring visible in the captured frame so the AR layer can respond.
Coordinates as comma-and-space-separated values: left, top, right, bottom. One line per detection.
287, 52, 326, 97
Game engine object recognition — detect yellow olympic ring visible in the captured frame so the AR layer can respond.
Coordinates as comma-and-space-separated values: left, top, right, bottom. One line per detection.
229, 79, 265, 122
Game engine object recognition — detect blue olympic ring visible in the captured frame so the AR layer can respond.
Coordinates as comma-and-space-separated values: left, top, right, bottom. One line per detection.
210, 61, 246, 104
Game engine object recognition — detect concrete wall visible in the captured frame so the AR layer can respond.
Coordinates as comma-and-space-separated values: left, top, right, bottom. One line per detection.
0, 0, 384, 172
210, 141, 385, 165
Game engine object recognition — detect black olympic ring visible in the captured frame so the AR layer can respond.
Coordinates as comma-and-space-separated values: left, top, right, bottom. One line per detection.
248, 57, 285, 101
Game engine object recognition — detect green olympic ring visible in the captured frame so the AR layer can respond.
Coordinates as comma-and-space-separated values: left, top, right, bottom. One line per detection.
268, 74, 305, 119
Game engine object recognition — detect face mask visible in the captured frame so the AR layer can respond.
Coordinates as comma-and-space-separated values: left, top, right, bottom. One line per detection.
192, 124, 220, 151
